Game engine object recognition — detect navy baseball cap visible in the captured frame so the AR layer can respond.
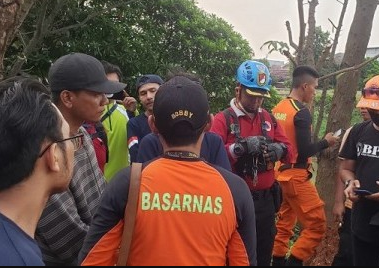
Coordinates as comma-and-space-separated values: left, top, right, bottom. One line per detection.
153, 76, 209, 134
48, 53, 126, 94
136, 74, 164, 92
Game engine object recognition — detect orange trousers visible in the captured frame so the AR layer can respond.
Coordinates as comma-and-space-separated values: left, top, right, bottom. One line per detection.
273, 169, 326, 261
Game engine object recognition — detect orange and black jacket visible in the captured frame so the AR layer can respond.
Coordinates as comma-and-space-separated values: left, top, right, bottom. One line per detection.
79, 156, 257, 266
272, 98, 329, 164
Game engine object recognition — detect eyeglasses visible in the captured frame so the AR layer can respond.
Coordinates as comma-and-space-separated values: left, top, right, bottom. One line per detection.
362, 87, 379, 100
39, 134, 84, 157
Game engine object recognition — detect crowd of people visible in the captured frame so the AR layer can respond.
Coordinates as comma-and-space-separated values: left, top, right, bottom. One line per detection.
0, 52, 379, 266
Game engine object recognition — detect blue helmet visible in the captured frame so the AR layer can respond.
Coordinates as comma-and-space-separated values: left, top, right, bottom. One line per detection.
236, 60, 272, 97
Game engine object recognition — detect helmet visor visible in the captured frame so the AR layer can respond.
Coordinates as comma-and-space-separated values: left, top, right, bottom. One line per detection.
245, 88, 271, 98
362, 87, 379, 100
357, 88, 379, 110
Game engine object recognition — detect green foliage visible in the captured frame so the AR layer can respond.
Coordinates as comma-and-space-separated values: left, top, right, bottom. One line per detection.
313, 26, 331, 63
260, 41, 290, 55
314, 90, 362, 138
313, 91, 333, 138
262, 87, 283, 111
359, 59, 379, 89
7, 0, 253, 112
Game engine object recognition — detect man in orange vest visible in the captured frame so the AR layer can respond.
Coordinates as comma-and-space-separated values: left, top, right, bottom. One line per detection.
272, 65, 339, 266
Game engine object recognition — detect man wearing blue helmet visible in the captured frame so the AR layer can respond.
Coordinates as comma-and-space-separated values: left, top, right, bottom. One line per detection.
211, 60, 293, 266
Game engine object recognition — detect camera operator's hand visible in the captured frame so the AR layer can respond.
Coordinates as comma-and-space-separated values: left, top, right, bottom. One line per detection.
263, 143, 287, 163
324, 132, 340, 147
233, 136, 266, 157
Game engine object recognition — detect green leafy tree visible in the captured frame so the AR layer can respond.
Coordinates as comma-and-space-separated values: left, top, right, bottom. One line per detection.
359, 59, 379, 88
5, 0, 252, 112
262, 87, 282, 112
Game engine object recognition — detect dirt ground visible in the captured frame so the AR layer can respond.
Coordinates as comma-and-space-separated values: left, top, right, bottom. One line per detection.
306, 226, 340, 266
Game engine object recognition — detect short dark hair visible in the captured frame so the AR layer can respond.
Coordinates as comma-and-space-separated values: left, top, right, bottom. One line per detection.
101, 60, 123, 81
165, 67, 203, 85
0, 77, 64, 191
292, 65, 320, 88
160, 121, 206, 147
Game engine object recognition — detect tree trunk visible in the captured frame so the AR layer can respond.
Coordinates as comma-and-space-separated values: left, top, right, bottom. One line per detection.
316, 0, 378, 225
311, 1, 378, 265
0, 0, 36, 80
314, 81, 330, 141
314, 0, 349, 141
303, 0, 318, 66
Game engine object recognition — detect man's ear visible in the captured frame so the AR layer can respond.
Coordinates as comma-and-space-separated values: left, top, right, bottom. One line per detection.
301, 82, 308, 91
204, 114, 214, 132
60, 90, 74, 108
148, 115, 159, 134
46, 143, 60, 172
235, 85, 241, 96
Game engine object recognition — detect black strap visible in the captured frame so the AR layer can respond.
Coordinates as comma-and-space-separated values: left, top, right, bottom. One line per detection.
223, 108, 241, 140
278, 163, 309, 172
223, 108, 277, 140
94, 122, 109, 163
101, 103, 118, 122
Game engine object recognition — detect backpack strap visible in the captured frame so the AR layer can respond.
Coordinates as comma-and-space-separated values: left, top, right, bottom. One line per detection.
101, 103, 118, 122
222, 108, 241, 140
116, 163, 142, 266
94, 122, 109, 163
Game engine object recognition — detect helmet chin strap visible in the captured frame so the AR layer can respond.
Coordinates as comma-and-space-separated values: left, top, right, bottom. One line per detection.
236, 98, 257, 120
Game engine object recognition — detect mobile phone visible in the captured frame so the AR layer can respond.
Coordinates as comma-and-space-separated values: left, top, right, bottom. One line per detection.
333, 129, 343, 138
354, 189, 373, 196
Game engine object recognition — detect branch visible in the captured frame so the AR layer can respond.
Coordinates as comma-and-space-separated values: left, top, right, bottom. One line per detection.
316, 45, 331, 70
283, 50, 297, 67
286, 21, 298, 50
43, 0, 65, 31
48, 1, 137, 35
319, 54, 379, 81
328, 18, 337, 30
330, 0, 348, 58
297, 0, 306, 64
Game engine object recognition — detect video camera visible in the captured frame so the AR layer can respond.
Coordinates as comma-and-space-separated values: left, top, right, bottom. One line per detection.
233, 136, 268, 157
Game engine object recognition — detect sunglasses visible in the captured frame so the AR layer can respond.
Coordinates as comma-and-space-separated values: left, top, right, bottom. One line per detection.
39, 133, 84, 157
362, 87, 379, 100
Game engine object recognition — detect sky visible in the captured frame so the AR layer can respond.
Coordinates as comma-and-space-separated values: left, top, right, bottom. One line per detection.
196, 0, 379, 62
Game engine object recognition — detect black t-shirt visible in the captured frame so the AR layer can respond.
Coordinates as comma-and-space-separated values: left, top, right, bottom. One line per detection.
340, 121, 379, 242
294, 103, 329, 163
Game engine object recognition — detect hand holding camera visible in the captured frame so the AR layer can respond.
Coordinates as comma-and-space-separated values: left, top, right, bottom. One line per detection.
263, 143, 287, 163
233, 136, 267, 157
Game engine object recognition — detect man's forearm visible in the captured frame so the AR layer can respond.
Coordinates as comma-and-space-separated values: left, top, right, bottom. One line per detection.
340, 169, 355, 185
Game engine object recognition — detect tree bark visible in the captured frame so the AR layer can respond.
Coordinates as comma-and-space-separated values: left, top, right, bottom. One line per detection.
0, 0, 35, 80
314, 0, 349, 140
303, 0, 318, 66
296, 0, 306, 64
316, 0, 378, 225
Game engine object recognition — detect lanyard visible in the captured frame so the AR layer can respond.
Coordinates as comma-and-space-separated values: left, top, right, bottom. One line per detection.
164, 151, 200, 160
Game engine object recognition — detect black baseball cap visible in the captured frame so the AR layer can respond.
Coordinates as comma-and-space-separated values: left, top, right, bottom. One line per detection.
136, 74, 164, 92
48, 53, 126, 94
153, 76, 209, 134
